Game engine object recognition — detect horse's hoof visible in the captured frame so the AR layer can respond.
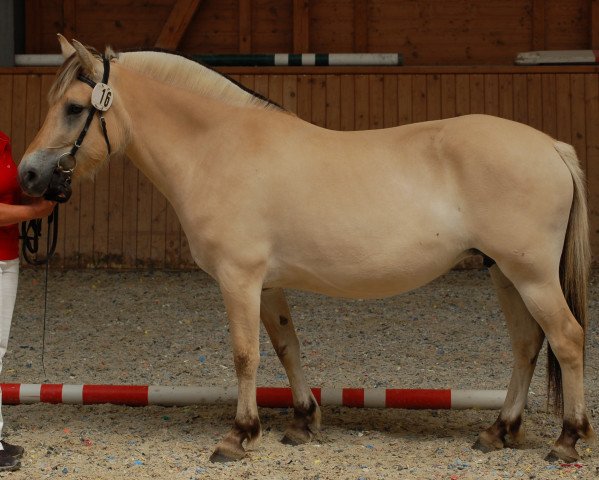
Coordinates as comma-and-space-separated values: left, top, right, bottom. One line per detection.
281, 427, 312, 446
473, 432, 504, 453
209, 445, 246, 463
545, 445, 579, 464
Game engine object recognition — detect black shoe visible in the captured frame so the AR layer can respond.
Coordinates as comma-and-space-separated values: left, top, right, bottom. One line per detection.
0, 450, 20, 471
1, 441, 24, 459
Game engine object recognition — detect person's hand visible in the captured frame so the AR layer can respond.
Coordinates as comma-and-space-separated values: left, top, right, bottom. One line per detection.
30, 199, 56, 218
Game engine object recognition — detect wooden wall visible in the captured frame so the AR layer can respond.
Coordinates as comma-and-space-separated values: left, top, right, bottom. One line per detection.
1, 65, 599, 268
24, 0, 599, 65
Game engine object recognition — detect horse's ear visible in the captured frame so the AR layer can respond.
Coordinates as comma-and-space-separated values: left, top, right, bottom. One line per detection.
72, 39, 99, 77
57, 34, 75, 59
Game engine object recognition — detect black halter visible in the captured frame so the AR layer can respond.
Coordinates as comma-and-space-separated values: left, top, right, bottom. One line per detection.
72, 57, 112, 158
46, 56, 113, 204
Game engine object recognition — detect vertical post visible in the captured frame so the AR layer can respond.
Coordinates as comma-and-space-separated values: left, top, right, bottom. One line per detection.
0, 0, 15, 66
354, 0, 368, 52
293, 0, 309, 53
25, 0, 41, 53
239, 0, 252, 53
592, 0, 599, 49
532, 0, 546, 50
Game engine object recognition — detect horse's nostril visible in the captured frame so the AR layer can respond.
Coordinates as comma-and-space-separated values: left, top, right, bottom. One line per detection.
25, 170, 38, 183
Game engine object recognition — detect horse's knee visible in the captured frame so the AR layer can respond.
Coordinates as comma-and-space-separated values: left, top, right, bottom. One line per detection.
233, 349, 260, 376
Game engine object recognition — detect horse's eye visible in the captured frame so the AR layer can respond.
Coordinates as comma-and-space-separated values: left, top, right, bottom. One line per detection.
66, 104, 84, 116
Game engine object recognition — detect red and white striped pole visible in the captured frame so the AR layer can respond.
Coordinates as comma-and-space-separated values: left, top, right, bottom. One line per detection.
0, 384, 506, 409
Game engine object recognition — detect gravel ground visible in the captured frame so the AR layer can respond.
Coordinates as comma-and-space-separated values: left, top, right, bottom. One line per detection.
0, 268, 597, 479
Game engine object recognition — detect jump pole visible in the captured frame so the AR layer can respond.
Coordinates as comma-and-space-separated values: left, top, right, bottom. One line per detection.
0, 384, 506, 409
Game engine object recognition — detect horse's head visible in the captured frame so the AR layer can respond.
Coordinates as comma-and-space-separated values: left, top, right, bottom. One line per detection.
18, 35, 127, 202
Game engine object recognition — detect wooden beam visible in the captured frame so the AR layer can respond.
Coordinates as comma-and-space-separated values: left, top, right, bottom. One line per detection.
62, 0, 76, 41
532, 0, 546, 50
239, 0, 252, 54
155, 0, 204, 50
592, 0, 599, 49
354, 0, 368, 52
293, 0, 310, 53
25, 0, 41, 53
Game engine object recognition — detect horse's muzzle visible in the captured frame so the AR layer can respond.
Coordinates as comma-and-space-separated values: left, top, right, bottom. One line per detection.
43, 168, 73, 203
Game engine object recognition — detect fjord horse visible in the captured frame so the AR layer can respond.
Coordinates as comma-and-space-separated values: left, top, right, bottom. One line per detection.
17, 36, 594, 462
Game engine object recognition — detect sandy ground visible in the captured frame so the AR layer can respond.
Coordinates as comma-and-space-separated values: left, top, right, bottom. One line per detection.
0, 268, 596, 479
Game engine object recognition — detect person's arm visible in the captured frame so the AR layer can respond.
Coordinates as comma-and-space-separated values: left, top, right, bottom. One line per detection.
0, 199, 56, 227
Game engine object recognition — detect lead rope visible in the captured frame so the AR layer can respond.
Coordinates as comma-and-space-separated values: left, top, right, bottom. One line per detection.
41, 219, 51, 378
20, 208, 59, 378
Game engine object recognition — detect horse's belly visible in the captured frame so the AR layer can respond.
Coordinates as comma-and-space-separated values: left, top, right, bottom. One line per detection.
265, 237, 469, 299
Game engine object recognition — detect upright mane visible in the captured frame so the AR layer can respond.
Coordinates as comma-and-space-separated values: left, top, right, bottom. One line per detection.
49, 47, 282, 112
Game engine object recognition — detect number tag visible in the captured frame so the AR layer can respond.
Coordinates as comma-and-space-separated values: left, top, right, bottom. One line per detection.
91, 83, 113, 111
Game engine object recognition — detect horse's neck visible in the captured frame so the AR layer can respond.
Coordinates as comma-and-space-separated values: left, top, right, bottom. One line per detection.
118, 66, 235, 204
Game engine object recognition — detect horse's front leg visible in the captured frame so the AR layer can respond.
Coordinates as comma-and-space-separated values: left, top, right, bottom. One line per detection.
210, 271, 263, 462
260, 288, 321, 445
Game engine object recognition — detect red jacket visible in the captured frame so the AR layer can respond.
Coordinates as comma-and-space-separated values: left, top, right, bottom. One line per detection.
0, 132, 20, 260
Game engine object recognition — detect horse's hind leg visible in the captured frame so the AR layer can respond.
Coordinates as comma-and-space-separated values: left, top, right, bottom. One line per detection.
475, 264, 545, 452
500, 265, 595, 461
260, 288, 321, 445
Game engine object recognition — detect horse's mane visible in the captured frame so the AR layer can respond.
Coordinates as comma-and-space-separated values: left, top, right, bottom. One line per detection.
49, 46, 282, 112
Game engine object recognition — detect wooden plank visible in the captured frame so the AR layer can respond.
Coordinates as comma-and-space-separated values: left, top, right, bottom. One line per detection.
484, 75, 499, 117
296, 75, 312, 123
24, 75, 40, 146
136, 171, 153, 267
39, 75, 53, 124
411, 75, 427, 123
455, 75, 470, 116
340, 76, 355, 131
25, 0, 41, 53
383, 75, 398, 128
498, 74, 514, 120
426, 74, 441, 121
398, 75, 412, 125
513, 74, 528, 124
369, 75, 384, 129
469, 74, 484, 114
541, 74, 557, 138
253, 75, 269, 99
293, 0, 310, 53
570, 74, 586, 171
155, 0, 204, 50
122, 158, 139, 267
239, 74, 255, 92
353, 0, 368, 52
10, 76, 27, 162
268, 75, 284, 106
150, 187, 167, 268
311, 75, 326, 127
78, 178, 95, 268
326, 75, 341, 130
63, 179, 81, 268
354, 75, 369, 130
593, 0, 599, 50
0, 76, 12, 134
239, 0, 252, 53
555, 74, 572, 143
63, 0, 77, 40
165, 202, 181, 268
532, 0, 546, 50
93, 166, 110, 267
585, 74, 599, 260
441, 74, 456, 119
527, 74, 543, 131
107, 156, 124, 267
283, 75, 298, 113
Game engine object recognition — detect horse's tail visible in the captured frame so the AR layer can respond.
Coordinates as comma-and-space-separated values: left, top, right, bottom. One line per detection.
550, 141, 590, 415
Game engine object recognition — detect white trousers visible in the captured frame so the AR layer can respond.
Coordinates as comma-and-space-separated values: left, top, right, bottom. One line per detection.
0, 259, 19, 446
